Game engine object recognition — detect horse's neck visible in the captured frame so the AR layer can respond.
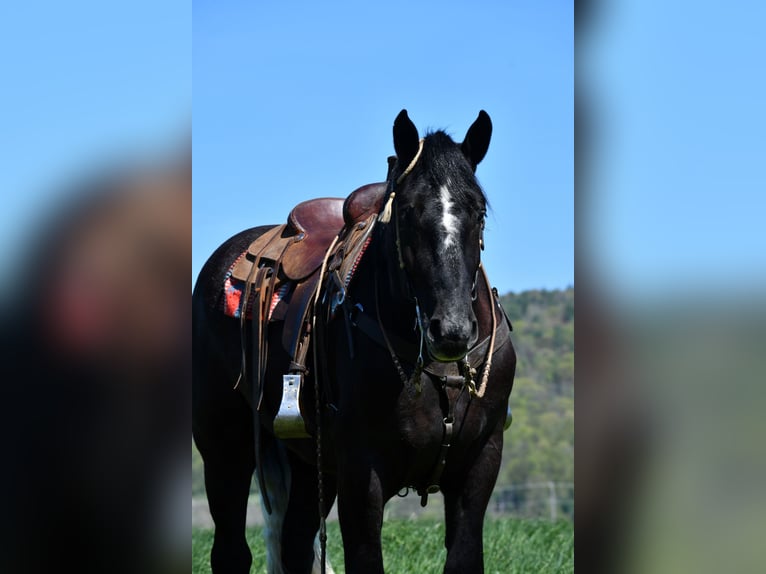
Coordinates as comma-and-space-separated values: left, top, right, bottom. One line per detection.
360, 243, 415, 332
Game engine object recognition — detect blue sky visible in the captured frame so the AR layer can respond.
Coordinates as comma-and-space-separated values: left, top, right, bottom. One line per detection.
583, 1, 766, 300
0, 1, 190, 291
193, 1, 574, 295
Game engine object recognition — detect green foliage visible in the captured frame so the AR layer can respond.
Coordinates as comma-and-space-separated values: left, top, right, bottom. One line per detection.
192, 518, 574, 573
497, 288, 574, 493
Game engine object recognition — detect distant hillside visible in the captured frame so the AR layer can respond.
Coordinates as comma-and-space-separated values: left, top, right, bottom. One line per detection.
193, 287, 574, 497
496, 287, 574, 488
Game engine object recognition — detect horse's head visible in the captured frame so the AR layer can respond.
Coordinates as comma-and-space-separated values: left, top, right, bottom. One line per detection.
379, 109, 492, 362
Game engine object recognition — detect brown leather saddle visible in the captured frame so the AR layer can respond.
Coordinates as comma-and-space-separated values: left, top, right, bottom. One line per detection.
234, 182, 387, 438
231, 182, 387, 284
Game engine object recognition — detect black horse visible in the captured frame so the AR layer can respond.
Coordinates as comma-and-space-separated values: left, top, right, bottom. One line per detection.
193, 110, 516, 573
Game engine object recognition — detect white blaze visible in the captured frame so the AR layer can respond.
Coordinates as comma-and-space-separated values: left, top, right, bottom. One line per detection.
439, 184, 459, 249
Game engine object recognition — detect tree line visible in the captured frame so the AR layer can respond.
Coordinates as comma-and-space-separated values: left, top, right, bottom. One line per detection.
496, 287, 574, 491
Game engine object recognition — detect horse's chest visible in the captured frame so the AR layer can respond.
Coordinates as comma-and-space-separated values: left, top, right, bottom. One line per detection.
394, 385, 486, 460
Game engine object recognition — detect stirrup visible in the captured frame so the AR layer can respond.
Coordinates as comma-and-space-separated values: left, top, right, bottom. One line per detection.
273, 373, 311, 439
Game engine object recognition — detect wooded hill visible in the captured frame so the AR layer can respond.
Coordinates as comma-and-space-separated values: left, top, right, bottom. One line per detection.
496, 288, 574, 488
192, 287, 574, 498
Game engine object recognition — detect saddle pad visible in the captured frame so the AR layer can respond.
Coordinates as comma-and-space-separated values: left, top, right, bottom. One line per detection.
222, 252, 291, 320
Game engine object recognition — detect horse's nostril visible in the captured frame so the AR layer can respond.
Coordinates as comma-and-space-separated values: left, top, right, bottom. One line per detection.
429, 316, 473, 344
471, 320, 478, 338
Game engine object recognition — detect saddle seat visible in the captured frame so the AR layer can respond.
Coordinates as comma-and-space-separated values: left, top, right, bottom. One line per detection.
282, 197, 346, 280
230, 197, 345, 283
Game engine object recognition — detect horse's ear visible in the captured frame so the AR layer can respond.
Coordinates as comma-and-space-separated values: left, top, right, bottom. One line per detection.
393, 109, 420, 169
461, 110, 492, 171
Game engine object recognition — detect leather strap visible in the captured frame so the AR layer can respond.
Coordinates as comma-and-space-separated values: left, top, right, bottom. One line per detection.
420, 382, 463, 507
239, 234, 292, 517
351, 302, 512, 377
250, 266, 272, 515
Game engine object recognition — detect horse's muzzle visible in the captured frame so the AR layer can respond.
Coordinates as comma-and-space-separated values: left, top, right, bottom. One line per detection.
426, 312, 479, 362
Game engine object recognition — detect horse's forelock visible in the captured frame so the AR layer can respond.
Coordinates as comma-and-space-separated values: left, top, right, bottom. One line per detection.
416, 131, 488, 210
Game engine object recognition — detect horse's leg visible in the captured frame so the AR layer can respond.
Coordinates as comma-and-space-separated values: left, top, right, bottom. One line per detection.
336, 452, 385, 574
258, 432, 291, 574
442, 431, 503, 574
278, 447, 338, 574
194, 402, 255, 574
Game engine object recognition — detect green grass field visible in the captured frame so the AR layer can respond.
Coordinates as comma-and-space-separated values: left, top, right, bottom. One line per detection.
192, 518, 573, 573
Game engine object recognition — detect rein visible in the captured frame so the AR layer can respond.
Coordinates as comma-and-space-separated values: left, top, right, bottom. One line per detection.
311, 234, 339, 574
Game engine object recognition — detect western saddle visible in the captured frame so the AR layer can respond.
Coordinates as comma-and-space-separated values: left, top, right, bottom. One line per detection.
233, 182, 387, 438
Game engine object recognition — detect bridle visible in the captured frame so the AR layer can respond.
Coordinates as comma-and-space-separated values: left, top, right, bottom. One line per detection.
375, 140, 491, 382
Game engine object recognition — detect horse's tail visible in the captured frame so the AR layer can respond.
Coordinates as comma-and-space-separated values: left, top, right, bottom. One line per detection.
257, 434, 334, 574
